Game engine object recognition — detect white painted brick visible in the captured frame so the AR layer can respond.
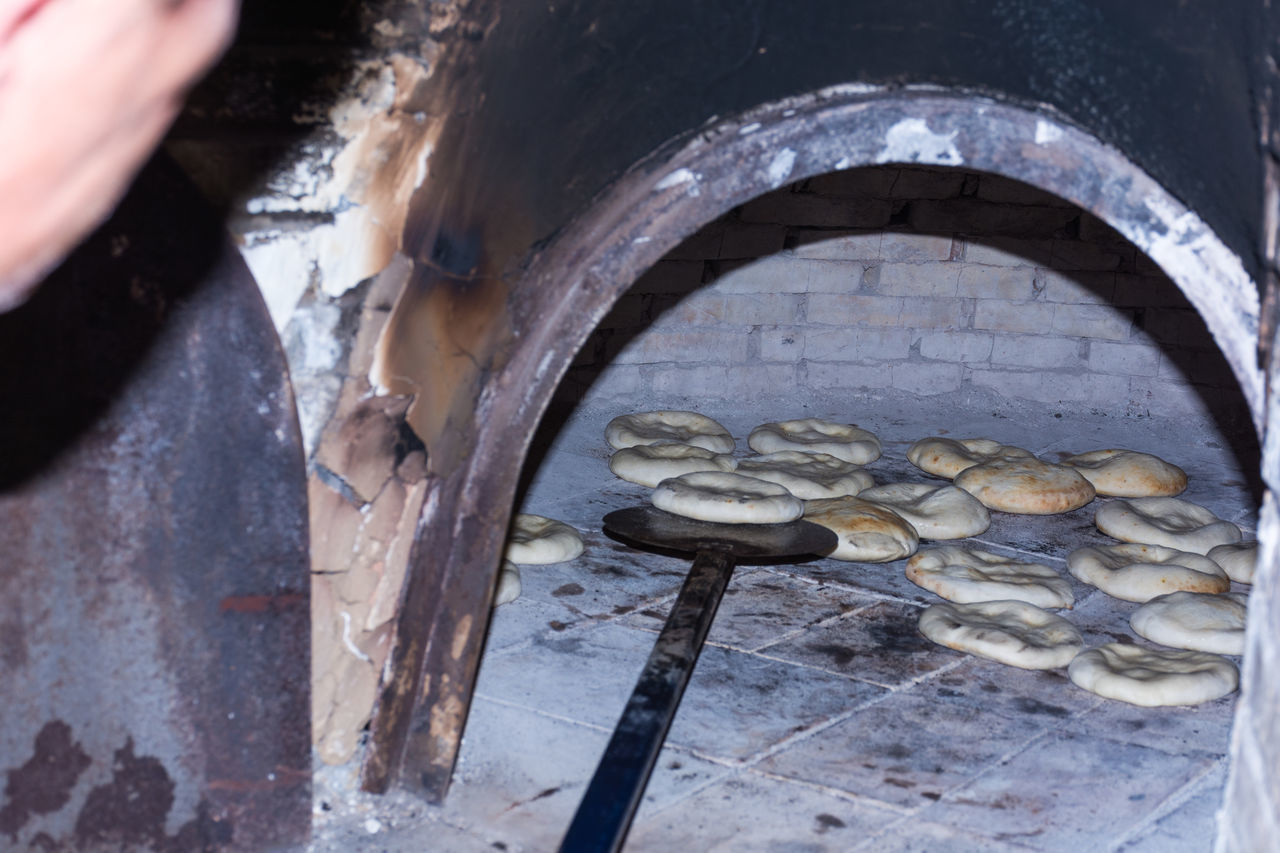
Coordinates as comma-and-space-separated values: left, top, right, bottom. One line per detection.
571, 363, 647, 402
989, 335, 1083, 369
1138, 307, 1214, 348
718, 222, 788, 259
1157, 351, 1242, 387
1049, 238, 1132, 271
872, 262, 960, 297
898, 297, 970, 330
878, 232, 953, 261
662, 292, 803, 327
790, 232, 882, 261
725, 362, 800, 394
803, 360, 894, 391
1036, 269, 1115, 305
804, 327, 912, 362
1127, 377, 1220, 421
962, 237, 1051, 267
892, 361, 963, 395
651, 365, 730, 398
758, 326, 805, 361
708, 255, 810, 294
1051, 304, 1132, 341
957, 265, 1035, 300
970, 368, 1087, 404
918, 331, 994, 363
808, 293, 903, 326
973, 300, 1055, 334
1088, 341, 1161, 376
597, 293, 652, 329
612, 329, 749, 364
629, 260, 704, 294
801, 259, 867, 293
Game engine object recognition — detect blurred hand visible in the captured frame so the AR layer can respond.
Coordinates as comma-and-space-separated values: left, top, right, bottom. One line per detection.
0, 0, 238, 310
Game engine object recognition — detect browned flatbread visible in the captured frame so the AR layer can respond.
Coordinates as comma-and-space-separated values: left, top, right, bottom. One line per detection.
1060, 449, 1187, 497
954, 457, 1095, 515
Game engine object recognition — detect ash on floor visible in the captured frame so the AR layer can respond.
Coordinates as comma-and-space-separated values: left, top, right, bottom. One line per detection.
310, 395, 1259, 852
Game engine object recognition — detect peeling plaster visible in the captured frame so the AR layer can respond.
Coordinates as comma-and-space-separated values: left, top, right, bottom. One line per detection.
874, 117, 963, 165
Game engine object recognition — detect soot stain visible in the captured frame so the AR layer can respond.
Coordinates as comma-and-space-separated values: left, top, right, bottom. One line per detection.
884, 743, 912, 759
0, 721, 91, 839
814, 813, 846, 833
809, 643, 856, 667
612, 605, 635, 616
1015, 697, 1070, 717
552, 583, 585, 598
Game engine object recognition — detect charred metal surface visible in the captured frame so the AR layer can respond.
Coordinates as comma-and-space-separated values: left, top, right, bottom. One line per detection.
602, 507, 836, 561
0, 155, 310, 849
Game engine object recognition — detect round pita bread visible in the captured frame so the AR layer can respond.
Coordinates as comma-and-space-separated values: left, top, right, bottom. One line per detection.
803, 496, 918, 562
1060, 449, 1187, 497
1208, 541, 1258, 584
605, 410, 734, 453
609, 443, 737, 487
735, 451, 874, 500
493, 560, 521, 606
505, 515, 585, 565
905, 546, 1074, 609
1066, 543, 1229, 602
1094, 497, 1242, 555
953, 457, 1096, 515
651, 471, 803, 524
1067, 643, 1238, 707
748, 418, 881, 464
858, 482, 990, 539
918, 600, 1084, 669
906, 437, 1034, 479
1129, 591, 1248, 655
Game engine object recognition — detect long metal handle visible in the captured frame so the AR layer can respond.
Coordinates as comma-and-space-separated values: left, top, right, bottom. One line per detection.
559, 548, 736, 853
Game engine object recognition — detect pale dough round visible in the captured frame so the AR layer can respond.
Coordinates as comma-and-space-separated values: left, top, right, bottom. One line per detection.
651, 471, 803, 524
735, 451, 874, 500
1129, 591, 1248, 656
493, 560, 522, 607
803, 497, 918, 562
747, 418, 881, 464
504, 514, 585, 565
1208, 541, 1259, 584
605, 410, 734, 453
918, 600, 1084, 670
954, 457, 1096, 515
1060, 449, 1187, 497
609, 443, 736, 487
906, 437, 1034, 479
1094, 497, 1242, 555
1066, 543, 1229, 602
905, 546, 1074, 609
858, 482, 990, 540
1067, 643, 1238, 707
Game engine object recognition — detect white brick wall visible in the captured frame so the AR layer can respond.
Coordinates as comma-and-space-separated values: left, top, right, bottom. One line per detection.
565, 165, 1249, 423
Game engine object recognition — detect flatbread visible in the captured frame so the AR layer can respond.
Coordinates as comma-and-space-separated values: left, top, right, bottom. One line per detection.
1129, 591, 1248, 655
504, 514, 585, 565
609, 443, 736, 488
918, 600, 1084, 669
735, 451, 874, 500
1094, 497, 1242, 555
905, 546, 1074, 609
747, 418, 881, 464
1060, 449, 1187, 497
953, 457, 1096, 515
1066, 543, 1229, 602
1208, 541, 1259, 584
493, 560, 521, 606
803, 496, 918, 562
906, 437, 1034, 479
651, 471, 803, 524
605, 410, 734, 453
1067, 643, 1238, 707
858, 482, 990, 539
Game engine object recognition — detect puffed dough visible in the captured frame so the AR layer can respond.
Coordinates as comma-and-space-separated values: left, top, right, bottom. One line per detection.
504, 514, 585, 565
748, 418, 881, 464
918, 600, 1084, 670
1067, 643, 1238, 707
735, 451, 874, 500
493, 560, 522, 606
1060, 449, 1187, 497
1208, 541, 1259, 584
906, 437, 1034, 479
1066, 543, 1229, 602
1094, 497, 1242, 555
954, 457, 1096, 515
605, 410, 735, 453
651, 471, 803, 524
858, 482, 990, 540
1129, 591, 1248, 656
609, 443, 736, 488
803, 497, 918, 562
905, 546, 1074, 609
